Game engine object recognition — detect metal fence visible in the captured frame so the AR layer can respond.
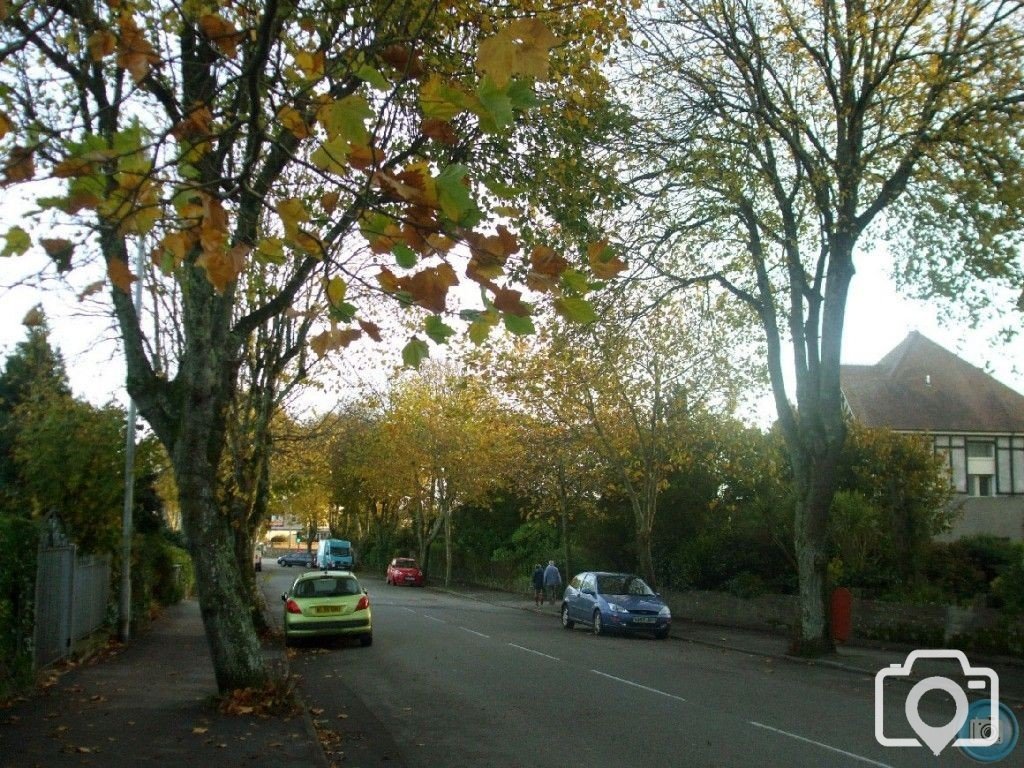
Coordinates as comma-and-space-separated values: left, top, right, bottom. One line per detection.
33, 546, 111, 669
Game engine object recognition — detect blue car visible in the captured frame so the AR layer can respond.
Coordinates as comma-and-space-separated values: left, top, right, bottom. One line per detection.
561, 572, 671, 639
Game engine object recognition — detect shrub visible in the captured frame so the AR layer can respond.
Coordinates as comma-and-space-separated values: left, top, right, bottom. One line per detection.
0, 514, 39, 700
723, 572, 768, 599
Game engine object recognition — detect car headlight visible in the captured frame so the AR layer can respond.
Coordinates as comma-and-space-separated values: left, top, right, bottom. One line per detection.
658, 605, 671, 617
607, 603, 630, 613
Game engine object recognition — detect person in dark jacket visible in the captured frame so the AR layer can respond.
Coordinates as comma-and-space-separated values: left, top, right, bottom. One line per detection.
531, 564, 545, 606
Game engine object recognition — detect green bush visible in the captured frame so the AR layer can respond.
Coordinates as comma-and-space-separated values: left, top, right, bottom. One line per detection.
123, 531, 193, 630
0, 514, 39, 700
925, 536, 1023, 604
991, 556, 1024, 615
723, 572, 768, 599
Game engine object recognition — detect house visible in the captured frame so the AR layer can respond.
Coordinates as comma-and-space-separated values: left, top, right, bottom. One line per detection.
840, 331, 1024, 541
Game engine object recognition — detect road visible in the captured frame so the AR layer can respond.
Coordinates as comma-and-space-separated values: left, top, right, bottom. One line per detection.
260, 563, 975, 768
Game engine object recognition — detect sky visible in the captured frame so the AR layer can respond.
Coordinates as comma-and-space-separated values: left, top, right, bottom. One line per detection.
1, 244, 1021, 427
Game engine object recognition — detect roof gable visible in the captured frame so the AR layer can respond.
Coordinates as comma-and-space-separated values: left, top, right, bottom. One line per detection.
840, 332, 1024, 433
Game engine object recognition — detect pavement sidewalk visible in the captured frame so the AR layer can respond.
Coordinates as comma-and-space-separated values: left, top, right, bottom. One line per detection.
432, 581, 1024, 708
0, 599, 326, 768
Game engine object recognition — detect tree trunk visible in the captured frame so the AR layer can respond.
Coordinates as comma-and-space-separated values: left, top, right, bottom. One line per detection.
176, 465, 267, 691
789, 435, 841, 656
636, 523, 656, 590
443, 504, 452, 587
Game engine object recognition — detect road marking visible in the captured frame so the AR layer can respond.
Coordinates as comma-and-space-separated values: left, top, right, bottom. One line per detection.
401, 607, 416, 614
589, 670, 686, 702
460, 627, 490, 638
424, 614, 445, 623
749, 721, 895, 768
508, 643, 560, 661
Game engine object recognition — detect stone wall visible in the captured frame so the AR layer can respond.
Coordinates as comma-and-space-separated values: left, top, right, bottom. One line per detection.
662, 588, 1024, 652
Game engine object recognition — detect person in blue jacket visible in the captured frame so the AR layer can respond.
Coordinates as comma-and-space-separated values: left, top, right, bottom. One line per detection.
531, 564, 545, 606
543, 560, 562, 605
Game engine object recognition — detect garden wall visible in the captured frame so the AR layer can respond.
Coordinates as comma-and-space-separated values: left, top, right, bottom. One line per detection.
661, 588, 1024, 655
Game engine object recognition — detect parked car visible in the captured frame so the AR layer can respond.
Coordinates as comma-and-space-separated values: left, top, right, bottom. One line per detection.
386, 558, 424, 587
281, 570, 372, 647
277, 551, 314, 567
253, 548, 262, 572
561, 572, 671, 639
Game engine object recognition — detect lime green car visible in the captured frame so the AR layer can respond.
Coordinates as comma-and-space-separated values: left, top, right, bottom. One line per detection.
281, 571, 372, 647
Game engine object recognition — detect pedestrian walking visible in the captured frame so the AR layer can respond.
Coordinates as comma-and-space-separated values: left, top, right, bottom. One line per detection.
531, 563, 545, 606
543, 560, 562, 605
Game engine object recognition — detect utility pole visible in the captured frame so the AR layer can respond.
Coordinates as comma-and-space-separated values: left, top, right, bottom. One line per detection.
119, 237, 145, 642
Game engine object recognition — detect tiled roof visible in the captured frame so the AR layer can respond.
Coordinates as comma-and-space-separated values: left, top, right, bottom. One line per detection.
840, 331, 1024, 433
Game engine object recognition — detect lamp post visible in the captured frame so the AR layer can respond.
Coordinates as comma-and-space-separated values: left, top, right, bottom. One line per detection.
119, 237, 145, 642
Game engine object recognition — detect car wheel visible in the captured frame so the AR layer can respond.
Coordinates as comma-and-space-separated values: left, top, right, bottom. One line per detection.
592, 610, 603, 636
654, 627, 669, 640
360, 633, 373, 647
561, 604, 575, 630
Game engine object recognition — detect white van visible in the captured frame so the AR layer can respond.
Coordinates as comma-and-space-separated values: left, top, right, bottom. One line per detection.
315, 538, 354, 570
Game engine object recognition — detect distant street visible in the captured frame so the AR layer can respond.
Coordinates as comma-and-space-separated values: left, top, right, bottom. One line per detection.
261, 562, 972, 768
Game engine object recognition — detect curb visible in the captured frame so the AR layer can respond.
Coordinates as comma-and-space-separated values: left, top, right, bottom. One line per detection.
258, 586, 331, 768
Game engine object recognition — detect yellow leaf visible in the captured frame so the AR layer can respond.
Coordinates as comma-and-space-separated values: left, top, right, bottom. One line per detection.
277, 105, 311, 140
199, 14, 242, 59
199, 243, 248, 292
4, 145, 35, 184
277, 198, 309, 235
158, 231, 192, 268
326, 275, 347, 306
77, 280, 105, 302
0, 110, 10, 139
587, 239, 627, 279
476, 19, 558, 88
22, 306, 44, 327
87, 29, 116, 61
116, 15, 160, 83
108, 257, 136, 293
321, 191, 339, 213
294, 50, 325, 80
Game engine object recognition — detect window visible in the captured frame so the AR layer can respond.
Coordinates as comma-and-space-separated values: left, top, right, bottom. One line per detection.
967, 441, 995, 458
969, 474, 994, 497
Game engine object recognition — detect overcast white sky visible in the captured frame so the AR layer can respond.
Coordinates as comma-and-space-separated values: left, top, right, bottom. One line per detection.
1, 242, 1021, 428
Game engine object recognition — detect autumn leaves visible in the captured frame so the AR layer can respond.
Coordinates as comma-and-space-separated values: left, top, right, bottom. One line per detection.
1, 5, 628, 366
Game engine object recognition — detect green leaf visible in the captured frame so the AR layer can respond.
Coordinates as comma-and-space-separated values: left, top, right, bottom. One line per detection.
424, 315, 456, 345
319, 94, 373, 144
355, 64, 389, 91
436, 164, 482, 227
554, 296, 598, 324
459, 309, 483, 322
393, 243, 418, 269
560, 268, 591, 295
310, 136, 350, 175
2, 226, 30, 256
469, 318, 492, 345
402, 337, 430, 368
482, 176, 522, 199
476, 76, 514, 133
329, 302, 357, 323
506, 79, 540, 110
503, 313, 535, 336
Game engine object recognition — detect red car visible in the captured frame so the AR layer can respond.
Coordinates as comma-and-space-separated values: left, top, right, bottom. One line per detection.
386, 558, 425, 587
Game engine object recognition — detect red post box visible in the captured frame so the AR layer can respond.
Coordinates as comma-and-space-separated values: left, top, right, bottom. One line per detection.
830, 587, 852, 643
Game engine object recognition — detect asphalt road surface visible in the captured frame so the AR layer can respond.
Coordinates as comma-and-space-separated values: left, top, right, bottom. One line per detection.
262, 564, 977, 768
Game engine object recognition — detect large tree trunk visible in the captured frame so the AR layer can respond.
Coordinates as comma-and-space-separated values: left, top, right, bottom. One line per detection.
790, 444, 839, 656
177, 462, 267, 691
